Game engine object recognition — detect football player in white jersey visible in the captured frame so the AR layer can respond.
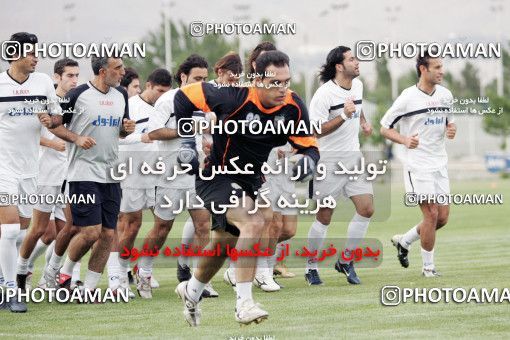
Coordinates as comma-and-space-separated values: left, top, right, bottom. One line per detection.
304, 46, 374, 286
381, 51, 456, 277
136, 55, 211, 299
16, 58, 79, 292
0, 32, 60, 312
105, 68, 172, 297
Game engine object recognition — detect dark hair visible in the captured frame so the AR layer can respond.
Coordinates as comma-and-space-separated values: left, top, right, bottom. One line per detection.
247, 41, 276, 74
146, 68, 172, 87
214, 52, 243, 76
416, 49, 434, 77
254, 50, 290, 79
5, 32, 38, 63
175, 54, 208, 86
319, 46, 351, 82
120, 67, 139, 87
54, 58, 79, 76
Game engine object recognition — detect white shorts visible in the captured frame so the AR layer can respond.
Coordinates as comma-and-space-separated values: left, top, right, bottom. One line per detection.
120, 188, 156, 213
0, 176, 37, 218
262, 175, 297, 215
311, 168, 373, 201
34, 185, 66, 213
154, 187, 204, 221
404, 167, 450, 204
50, 205, 66, 222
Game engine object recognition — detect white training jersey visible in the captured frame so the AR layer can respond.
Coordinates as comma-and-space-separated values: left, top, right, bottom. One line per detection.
62, 82, 129, 183
148, 88, 204, 189
118, 94, 159, 189
380, 84, 454, 172
0, 71, 62, 179
309, 78, 363, 163
38, 126, 67, 186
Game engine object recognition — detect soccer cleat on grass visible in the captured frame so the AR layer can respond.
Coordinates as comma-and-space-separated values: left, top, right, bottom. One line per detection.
304, 269, 323, 285
334, 261, 361, 285
43, 266, 59, 289
235, 299, 268, 325
422, 267, 442, 277
135, 270, 152, 299
391, 234, 409, 268
223, 268, 236, 289
253, 273, 281, 292
7, 290, 27, 313
177, 263, 192, 283
119, 276, 135, 299
201, 282, 219, 298
150, 275, 160, 289
175, 281, 202, 327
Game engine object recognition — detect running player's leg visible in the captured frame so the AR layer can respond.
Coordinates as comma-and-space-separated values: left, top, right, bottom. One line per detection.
0, 205, 27, 312
418, 202, 440, 276
334, 193, 373, 285
188, 208, 218, 297
305, 206, 332, 285
136, 187, 176, 298
177, 217, 195, 282
254, 209, 281, 292
274, 213, 297, 278
17, 208, 52, 290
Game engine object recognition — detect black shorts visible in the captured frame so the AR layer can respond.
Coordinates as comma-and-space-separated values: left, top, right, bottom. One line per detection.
68, 181, 121, 229
196, 175, 258, 237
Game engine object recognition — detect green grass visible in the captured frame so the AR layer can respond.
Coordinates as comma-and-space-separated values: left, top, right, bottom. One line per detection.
1, 179, 509, 339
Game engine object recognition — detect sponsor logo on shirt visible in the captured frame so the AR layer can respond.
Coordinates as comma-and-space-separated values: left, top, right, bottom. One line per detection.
424, 116, 444, 125
92, 114, 121, 127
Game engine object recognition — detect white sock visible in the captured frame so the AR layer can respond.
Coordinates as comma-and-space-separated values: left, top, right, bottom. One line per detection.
421, 248, 435, 269
186, 274, 206, 303
44, 241, 55, 269
236, 281, 253, 309
138, 256, 154, 277
305, 219, 328, 272
16, 256, 29, 275
0, 224, 21, 288
178, 217, 195, 268
72, 261, 81, 283
107, 252, 121, 289
0, 265, 3, 285
229, 259, 235, 270
256, 256, 267, 277
48, 249, 63, 272
119, 257, 130, 277
84, 269, 102, 290
341, 213, 371, 263
401, 225, 420, 250
28, 239, 50, 273
16, 228, 27, 252
61, 256, 77, 277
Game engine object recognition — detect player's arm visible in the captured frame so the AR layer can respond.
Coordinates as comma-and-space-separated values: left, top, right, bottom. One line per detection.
380, 92, 418, 149
309, 90, 355, 138
40, 136, 65, 152
39, 75, 64, 129
148, 95, 179, 141
360, 109, 372, 136
50, 88, 96, 149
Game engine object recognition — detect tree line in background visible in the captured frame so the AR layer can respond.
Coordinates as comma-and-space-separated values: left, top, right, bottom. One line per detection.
126, 17, 510, 151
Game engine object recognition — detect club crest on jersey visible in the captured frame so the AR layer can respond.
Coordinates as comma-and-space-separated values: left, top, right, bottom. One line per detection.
92, 114, 121, 127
